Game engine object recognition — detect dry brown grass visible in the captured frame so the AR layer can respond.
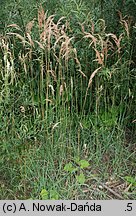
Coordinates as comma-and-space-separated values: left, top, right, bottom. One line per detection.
81, 16, 127, 66
4, 6, 132, 114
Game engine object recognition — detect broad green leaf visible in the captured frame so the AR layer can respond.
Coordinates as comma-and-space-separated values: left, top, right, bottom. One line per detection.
74, 157, 80, 164
40, 189, 48, 200
50, 190, 59, 200
64, 162, 77, 173
76, 172, 85, 184
78, 160, 89, 169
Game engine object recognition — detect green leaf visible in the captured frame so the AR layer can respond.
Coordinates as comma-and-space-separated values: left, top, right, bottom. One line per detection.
78, 160, 89, 169
40, 189, 49, 200
74, 157, 80, 164
64, 162, 77, 173
50, 190, 59, 200
76, 172, 85, 184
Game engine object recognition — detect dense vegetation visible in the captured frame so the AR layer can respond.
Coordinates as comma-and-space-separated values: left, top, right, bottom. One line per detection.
0, 0, 136, 199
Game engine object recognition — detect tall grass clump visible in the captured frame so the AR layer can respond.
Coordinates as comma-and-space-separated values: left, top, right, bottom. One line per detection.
0, 2, 135, 199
